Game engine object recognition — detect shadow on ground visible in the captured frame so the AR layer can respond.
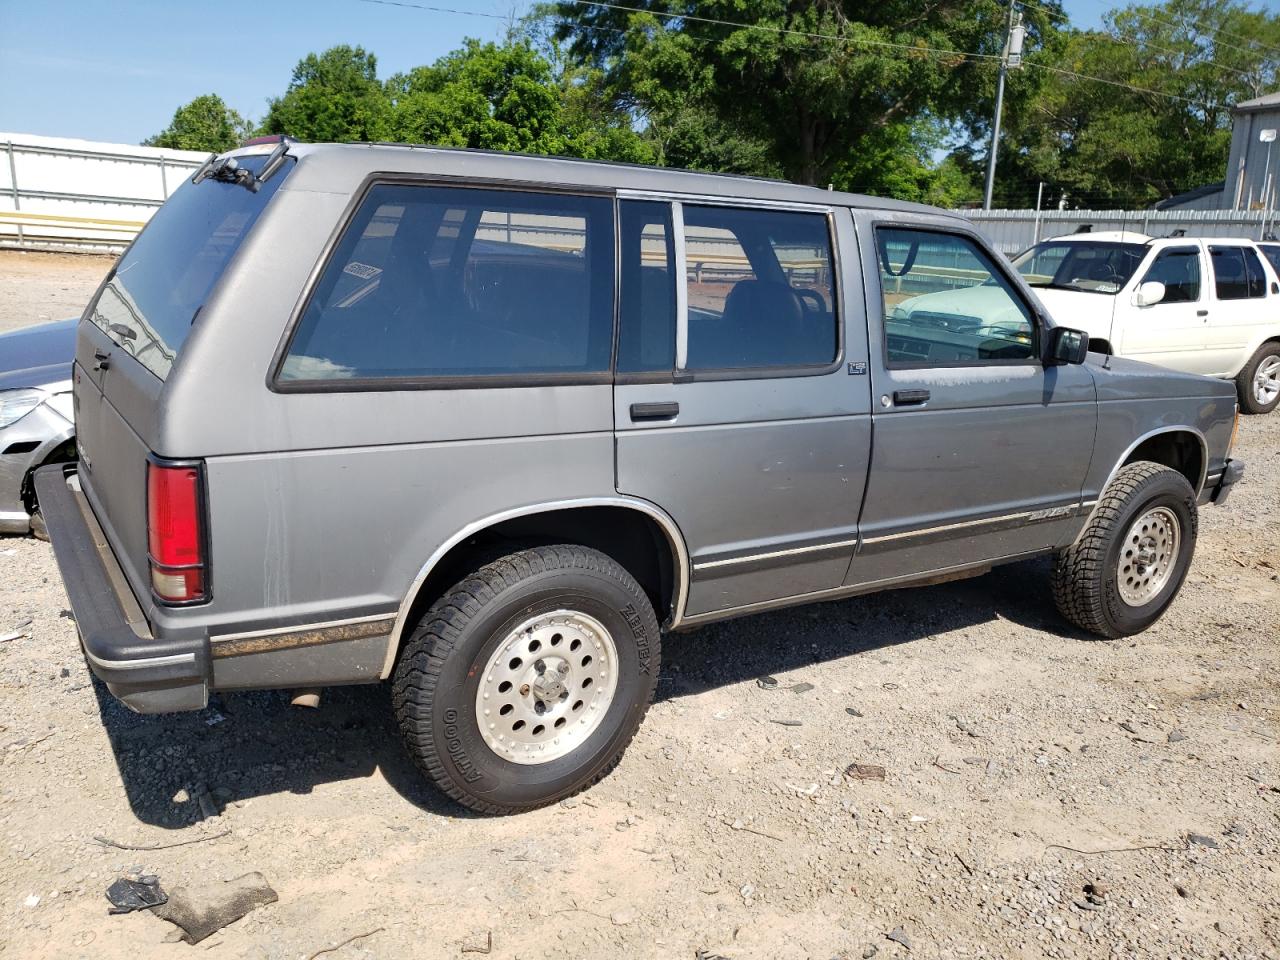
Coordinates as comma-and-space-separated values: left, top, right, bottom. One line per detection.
95, 557, 1067, 827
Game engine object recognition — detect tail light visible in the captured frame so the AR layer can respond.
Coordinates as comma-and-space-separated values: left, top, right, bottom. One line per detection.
146, 458, 209, 604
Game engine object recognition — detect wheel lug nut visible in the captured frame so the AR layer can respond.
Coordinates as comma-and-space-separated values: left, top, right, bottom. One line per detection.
519, 683, 530, 696
535, 660, 546, 674
557, 661, 570, 675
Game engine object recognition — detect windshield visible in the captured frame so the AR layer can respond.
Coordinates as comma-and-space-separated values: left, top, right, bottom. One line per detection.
1012, 240, 1148, 295
87, 153, 292, 380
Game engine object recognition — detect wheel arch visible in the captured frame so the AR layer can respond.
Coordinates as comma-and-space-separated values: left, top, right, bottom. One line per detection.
380, 497, 690, 679
1231, 333, 1280, 378
1071, 426, 1206, 548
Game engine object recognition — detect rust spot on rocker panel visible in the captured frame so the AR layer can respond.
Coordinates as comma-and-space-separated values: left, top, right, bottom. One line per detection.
209, 618, 394, 659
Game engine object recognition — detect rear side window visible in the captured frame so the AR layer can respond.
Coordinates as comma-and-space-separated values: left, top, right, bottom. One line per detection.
1141, 247, 1201, 303
280, 185, 614, 383
877, 228, 1036, 365
681, 206, 836, 370
1210, 246, 1266, 300
1260, 244, 1280, 276
89, 153, 291, 380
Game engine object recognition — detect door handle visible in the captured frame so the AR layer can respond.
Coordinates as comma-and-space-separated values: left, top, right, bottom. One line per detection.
892, 389, 930, 406
630, 401, 679, 421
1196, 309, 1208, 317
92, 349, 111, 371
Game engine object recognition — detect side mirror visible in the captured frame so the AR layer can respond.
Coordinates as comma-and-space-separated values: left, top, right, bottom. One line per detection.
1046, 326, 1089, 366
1133, 281, 1166, 307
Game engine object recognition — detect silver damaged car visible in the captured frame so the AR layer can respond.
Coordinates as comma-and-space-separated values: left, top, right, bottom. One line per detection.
0, 319, 77, 537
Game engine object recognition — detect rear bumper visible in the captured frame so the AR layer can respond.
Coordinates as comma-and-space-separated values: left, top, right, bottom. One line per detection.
1200, 458, 1244, 506
34, 464, 210, 713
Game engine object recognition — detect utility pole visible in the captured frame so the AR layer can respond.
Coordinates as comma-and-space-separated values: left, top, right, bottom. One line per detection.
982, 1, 1024, 210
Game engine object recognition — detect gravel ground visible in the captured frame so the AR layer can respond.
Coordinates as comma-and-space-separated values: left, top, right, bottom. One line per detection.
1, 253, 1277, 959
0, 250, 115, 333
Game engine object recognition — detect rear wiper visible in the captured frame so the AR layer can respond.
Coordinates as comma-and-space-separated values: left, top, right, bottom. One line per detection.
191, 137, 292, 193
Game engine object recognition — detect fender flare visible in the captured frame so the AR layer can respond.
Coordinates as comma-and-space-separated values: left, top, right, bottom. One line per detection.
1072, 425, 1208, 546
379, 496, 691, 679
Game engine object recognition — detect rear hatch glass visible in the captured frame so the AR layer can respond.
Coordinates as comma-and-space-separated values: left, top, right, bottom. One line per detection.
87, 153, 292, 380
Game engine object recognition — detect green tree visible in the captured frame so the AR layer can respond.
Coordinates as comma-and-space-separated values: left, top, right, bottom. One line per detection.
386, 38, 653, 161
550, 0, 1064, 190
144, 94, 251, 153
263, 45, 392, 142
969, 0, 1280, 207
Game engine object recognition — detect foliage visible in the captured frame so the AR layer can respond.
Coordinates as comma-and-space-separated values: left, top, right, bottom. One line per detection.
547, 0, 1056, 191
149, 0, 1280, 209
263, 45, 392, 142
973, 0, 1280, 207
144, 94, 252, 153
386, 39, 653, 161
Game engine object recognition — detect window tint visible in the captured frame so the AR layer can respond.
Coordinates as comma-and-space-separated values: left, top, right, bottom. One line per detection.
617, 201, 675, 373
89, 154, 292, 380
1141, 247, 1201, 303
878, 228, 1035, 365
1210, 246, 1266, 300
281, 185, 614, 382
681, 205, 836, 369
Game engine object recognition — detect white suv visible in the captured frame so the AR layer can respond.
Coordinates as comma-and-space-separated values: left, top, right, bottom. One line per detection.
1012, 232, 1280, 414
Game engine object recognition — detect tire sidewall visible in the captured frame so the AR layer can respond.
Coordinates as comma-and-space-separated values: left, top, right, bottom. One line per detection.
1241, 345, 1280, 414
1099, 478, 1196, 634
429, 567, 658, 809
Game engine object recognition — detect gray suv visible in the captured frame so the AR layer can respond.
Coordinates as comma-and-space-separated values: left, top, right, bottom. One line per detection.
38, 140, 1243, 814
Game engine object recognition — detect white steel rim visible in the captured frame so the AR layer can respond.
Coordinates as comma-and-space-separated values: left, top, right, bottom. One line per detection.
475, 609, 618, 765
1117, 506, 1181, 606
1254, 354, 1280, 406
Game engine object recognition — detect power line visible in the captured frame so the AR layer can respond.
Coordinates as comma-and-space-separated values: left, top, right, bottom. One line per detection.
1015, 0, 1261, 80
360, 0, 1224, 109
562, 0, 1006, 64
1026, 61, 1213, 107
1130, 6, 1280, 62
1161, 7, 1280, 59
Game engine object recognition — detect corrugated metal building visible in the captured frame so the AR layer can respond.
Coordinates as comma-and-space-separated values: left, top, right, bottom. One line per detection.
1225, 91, 1280, 211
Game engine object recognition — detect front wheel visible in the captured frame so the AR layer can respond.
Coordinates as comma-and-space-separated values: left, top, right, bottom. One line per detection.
1236, 342, 1280, 414
392, 545, 661, 814
1052, 461, 1197, 638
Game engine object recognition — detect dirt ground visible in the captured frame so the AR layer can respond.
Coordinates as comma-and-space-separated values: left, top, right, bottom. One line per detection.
0, 249, 116, 334
1, 252, 1277, 960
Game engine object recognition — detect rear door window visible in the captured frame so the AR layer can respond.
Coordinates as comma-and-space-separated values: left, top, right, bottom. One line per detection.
1210, 246, 1267, 300
280, 185, 614, 384
88, 153, 291, 380
680, 205, 836, 370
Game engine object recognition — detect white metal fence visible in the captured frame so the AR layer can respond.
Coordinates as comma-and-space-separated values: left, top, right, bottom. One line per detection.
966, 207, 1272, 256
1, 133, 207, 253
3, 132, 1275, 259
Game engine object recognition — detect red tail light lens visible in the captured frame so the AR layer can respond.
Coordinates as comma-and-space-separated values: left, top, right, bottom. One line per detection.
147, 459, 208, 603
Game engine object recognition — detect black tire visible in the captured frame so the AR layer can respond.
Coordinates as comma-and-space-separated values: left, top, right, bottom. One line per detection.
30, 509, 49, 542
1052, 461, 1198, 639
1235, 341, 1280, 415
392, 545, 661, 814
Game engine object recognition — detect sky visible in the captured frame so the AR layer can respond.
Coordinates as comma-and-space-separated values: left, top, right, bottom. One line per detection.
2, 0, 1131, 146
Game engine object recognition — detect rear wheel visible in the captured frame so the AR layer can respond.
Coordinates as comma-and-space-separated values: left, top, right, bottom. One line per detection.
1052, 461, 1197, 638
1236, 342, 1280, 414
392, 545, 660, 814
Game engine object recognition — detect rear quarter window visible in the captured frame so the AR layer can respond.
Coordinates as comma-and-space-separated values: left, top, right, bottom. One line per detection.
279, 184, 614, 385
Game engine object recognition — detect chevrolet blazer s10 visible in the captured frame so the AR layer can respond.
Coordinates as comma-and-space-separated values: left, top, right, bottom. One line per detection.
38, 140, 1243, 813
